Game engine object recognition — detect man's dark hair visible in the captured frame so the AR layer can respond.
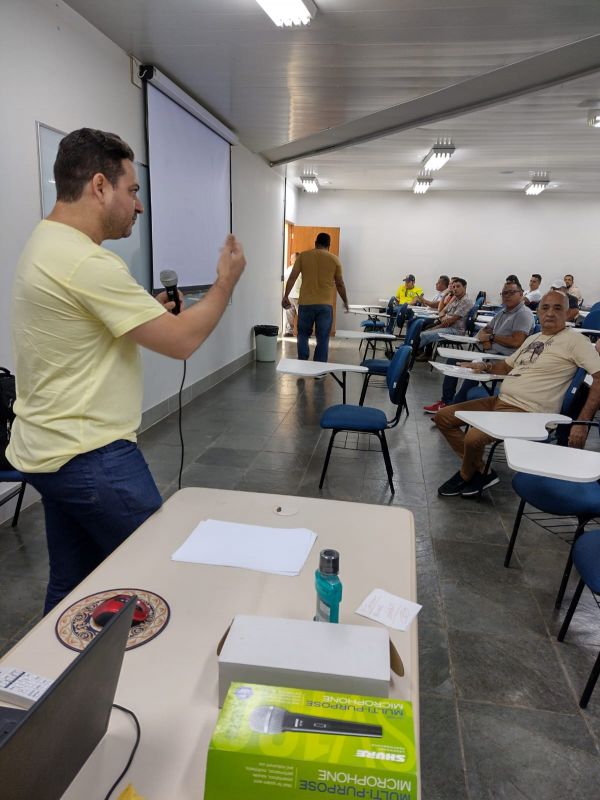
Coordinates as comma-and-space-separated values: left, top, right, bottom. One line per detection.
315, 232, 331, 248
438, 275, 450, 287
505, 274, 520, 285
54, 128, 135, 202
505, 279, 523, 290
452, 277, 467, 288
564, 273, 574, 280
532, 273, 542, 281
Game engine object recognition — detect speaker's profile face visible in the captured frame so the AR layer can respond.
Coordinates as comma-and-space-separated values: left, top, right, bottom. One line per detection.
104, 159, 143, 240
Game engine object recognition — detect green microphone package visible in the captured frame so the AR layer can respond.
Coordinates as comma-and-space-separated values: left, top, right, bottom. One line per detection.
204, 682, 418, 800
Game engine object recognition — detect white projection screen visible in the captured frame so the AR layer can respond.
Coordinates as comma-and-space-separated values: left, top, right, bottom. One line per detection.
146, 83, 231, 291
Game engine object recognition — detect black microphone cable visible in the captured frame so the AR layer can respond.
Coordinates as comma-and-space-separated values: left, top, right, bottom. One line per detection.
102, 704, 142, 800
178, 359, 187, 490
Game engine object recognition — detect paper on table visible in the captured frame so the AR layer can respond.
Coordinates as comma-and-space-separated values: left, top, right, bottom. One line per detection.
356, 588, 422, 632
171, 518, 317, 576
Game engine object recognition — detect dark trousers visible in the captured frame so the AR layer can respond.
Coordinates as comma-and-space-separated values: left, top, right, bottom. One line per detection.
23, 440, 162, 613
297, 304, 334, 362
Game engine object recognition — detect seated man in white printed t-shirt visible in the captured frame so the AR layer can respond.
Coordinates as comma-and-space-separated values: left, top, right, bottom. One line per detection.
434, 290, 600, 498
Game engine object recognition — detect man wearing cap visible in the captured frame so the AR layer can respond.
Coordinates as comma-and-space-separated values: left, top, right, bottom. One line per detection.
395, 274, 423, 305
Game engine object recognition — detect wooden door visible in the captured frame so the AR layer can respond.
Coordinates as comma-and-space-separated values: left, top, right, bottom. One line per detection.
288, 225, 341, 334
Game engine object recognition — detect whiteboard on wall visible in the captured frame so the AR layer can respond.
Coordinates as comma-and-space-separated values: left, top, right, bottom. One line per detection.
36, 122, 152, 290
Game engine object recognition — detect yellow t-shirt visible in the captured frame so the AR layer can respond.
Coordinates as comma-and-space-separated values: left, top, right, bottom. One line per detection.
500, 328, 600, 413
7, 220, 166, 472
296, 249, 342, 306
395, 284, 423, 303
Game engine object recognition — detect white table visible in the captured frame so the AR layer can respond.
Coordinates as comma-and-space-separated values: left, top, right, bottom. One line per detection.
454, 411, 572, 441
0, 488, 419, 800
440, 333, 481, 348
504, 438, 600, 482
348, 309, 391, 319
348, 304, 385, 313
575, 328, 600, 336
436, 347, 506, 362
429, 361, 506, 386
334, 329, 396, 341
277, 357, 367, 403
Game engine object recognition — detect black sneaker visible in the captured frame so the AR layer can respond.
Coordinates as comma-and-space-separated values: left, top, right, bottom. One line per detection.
437, 471, 468, 496
461, 470, 500, 497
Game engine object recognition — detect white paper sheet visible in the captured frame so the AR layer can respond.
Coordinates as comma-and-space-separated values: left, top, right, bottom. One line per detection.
171, 518, 317, 575
356, 588, 422, 631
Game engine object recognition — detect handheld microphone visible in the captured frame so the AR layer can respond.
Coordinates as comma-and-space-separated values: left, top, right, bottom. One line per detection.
248, 705, 383, 738
159, 269, 181, 315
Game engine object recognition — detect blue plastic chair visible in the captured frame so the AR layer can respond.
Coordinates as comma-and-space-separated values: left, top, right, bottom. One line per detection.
358, 317, 421, 405
319, 346, 412, 494
0, 469, 26, 527
360, 297, 395, 332
557, 529, 600, 707
579, 306, 600, 340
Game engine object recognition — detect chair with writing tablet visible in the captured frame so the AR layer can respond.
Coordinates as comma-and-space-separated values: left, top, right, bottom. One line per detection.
319, 346, 411, 494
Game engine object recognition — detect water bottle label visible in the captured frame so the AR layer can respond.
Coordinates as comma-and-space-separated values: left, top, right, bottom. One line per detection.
317, 597, 331, 622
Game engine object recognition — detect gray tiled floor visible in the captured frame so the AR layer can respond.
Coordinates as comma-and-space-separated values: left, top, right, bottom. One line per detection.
2, 337, 600, 798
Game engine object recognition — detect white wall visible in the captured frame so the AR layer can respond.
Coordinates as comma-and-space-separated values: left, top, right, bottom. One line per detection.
0, 0, 284, 411
297, 190, 600, 319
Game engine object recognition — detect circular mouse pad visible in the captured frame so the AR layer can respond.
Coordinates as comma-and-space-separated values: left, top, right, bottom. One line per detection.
55, 588, 170, 652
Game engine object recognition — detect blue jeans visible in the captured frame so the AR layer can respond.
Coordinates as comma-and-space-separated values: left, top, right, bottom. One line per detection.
23, 440, 162, 614
297, 304, 334, 362
441, 359, 478, 405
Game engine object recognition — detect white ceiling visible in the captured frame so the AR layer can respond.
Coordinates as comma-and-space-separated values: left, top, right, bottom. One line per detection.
64, 0, 600, 192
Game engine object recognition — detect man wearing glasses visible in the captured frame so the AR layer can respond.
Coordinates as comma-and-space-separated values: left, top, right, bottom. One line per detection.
423, 280, 534, 413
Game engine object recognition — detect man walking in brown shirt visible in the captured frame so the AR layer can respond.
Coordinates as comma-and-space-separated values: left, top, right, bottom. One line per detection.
282, 232, 349, 362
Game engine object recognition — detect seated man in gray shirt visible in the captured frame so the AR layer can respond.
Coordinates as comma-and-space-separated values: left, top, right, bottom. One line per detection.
423, 280, 534, 413
415, 277, 472, 361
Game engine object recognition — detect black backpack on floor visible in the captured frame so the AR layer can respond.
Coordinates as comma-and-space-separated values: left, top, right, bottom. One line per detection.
0, 367, 17, 470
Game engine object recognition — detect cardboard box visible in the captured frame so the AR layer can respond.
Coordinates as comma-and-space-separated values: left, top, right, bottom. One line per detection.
205, 682, 418, 800
217, 615, 403, 706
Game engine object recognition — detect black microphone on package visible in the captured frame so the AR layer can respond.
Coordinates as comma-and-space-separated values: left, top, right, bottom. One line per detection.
159, 269, 181, 315
249, 705, 383, 738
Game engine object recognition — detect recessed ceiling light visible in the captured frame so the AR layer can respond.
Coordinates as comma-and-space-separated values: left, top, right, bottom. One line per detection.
588, 110, 600, 128
524, 174, 549, 196
255, 0, 317, 27
413, 176, 432, 194
301, 175, 319, 193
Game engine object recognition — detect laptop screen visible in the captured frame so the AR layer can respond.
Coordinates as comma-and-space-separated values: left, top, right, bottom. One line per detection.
0, 595, 135, 800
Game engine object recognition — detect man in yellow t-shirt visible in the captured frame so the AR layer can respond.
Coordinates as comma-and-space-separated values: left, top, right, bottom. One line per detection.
395, 274, 423, 305
282, 233, 349, 362
6, 128, 246, 613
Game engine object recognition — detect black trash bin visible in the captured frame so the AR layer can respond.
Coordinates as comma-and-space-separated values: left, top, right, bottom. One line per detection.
253, 325, 279, 361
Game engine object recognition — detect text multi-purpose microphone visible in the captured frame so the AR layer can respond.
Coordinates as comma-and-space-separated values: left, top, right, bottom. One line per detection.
249, 705, 382, 738
159, 269, 181, 315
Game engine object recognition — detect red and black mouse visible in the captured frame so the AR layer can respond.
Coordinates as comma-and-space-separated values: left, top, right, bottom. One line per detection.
91, 594, 150, 628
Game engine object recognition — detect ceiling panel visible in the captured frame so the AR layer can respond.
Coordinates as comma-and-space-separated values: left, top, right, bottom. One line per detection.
63, 0, 600, 192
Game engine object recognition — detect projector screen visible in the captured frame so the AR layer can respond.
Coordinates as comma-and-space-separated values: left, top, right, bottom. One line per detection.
146, 82, 231, 291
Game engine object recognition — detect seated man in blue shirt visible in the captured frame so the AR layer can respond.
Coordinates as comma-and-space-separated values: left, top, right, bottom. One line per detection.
423, 280, 534, 413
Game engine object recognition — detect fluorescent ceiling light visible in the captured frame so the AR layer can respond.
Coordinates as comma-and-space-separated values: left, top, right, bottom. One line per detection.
413, 177, 432, 194
422, 142, 455, 171
301, 175, 319, 193
524, 178, 549, 196
256, 0, 317, 27
588, 110, 600, 128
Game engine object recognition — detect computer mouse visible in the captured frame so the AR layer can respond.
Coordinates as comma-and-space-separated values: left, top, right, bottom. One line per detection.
91, 594, 150, 628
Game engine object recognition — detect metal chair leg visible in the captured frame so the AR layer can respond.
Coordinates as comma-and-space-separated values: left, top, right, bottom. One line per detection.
580, 650, 600, 708
319, 431, 338, 488
504, 497, 526, 567
359, 374, 371, 406
557, 578, 584, 641
379, 432, 395, 495
12, 481, 26, 527
555, 519, 587, 610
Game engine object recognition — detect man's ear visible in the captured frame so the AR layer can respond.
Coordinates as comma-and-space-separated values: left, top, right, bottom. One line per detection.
90, 172, 109, 203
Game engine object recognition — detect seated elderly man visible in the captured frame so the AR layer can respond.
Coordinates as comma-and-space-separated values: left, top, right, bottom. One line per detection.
415, 277, 472, 362
423, 280, 534, 413
435, 290, 600, 497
